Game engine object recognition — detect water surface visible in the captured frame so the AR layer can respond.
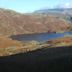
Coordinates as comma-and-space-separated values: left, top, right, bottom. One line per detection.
10, 32, 72, 42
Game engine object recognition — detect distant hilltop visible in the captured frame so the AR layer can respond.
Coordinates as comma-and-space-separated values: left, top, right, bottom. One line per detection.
34, 8, 72, 15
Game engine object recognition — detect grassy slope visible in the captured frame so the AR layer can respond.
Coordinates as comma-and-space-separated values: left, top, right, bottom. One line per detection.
0, 36, 41, 56
0, 36, 72, 56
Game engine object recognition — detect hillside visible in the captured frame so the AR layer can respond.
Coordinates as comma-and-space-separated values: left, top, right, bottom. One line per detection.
0, 8, 72, 36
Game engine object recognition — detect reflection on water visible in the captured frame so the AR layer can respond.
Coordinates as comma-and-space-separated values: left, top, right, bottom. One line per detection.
10, 32, 72, 42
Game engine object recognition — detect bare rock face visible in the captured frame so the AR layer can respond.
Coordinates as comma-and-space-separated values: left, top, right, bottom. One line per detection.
0, 8, 71, 36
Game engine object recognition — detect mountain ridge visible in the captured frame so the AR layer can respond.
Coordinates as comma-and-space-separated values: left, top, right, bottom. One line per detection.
34, 8, 72, 15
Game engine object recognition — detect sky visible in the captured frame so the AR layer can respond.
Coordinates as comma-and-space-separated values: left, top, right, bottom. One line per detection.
0, 0, 72, 13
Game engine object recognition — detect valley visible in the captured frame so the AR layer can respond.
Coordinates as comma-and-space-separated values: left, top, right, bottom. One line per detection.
0, 8, 72, 56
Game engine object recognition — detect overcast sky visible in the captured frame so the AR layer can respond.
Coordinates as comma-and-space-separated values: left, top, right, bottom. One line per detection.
0, 0, 72, 13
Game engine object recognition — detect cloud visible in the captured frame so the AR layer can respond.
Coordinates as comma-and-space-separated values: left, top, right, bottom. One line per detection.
64, 3, 71, 8
55, 2, 72, 8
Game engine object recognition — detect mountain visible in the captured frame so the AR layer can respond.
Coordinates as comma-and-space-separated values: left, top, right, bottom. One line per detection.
0, 8, 72, 36
34, 8, 72, 15
34, 3, 72, 14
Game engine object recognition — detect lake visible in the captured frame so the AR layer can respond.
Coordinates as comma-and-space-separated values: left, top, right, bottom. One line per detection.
10, 32, 72, 42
